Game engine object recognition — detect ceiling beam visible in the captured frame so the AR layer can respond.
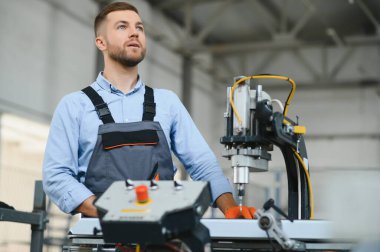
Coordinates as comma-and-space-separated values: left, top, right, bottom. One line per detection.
248, 1, 277, 35
326, 28, 345, 47
157, 0, 228, 10
196, 33, 380, 55
203, 39, 306, 55
157, 0, 186, 10
329, 47, 355, 79
195, 0, 234, 44
184, 1, 193, 41
250, 51, 279, 75
280, 0, 289, 33
253, 79, 380, 92
289, 0, 316, 37
292, 50, 320, 80
355, 0, 380, 32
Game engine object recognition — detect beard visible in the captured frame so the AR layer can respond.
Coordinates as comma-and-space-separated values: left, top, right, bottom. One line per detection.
107, 42, 146, 67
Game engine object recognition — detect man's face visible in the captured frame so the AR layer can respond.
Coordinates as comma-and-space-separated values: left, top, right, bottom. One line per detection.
98, 10, 146, 67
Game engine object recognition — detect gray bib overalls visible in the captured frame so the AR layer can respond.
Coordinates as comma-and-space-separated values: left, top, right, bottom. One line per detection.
82, 86, 174, 196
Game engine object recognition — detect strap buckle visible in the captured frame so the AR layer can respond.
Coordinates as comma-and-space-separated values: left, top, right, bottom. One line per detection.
95, 103, 111, 118
143, 101, 156, 114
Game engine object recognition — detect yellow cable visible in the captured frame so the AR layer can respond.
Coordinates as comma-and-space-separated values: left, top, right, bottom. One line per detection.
292, 148, 314, 219
229, 76, 252, 125
136, 244, 140, 252
251, 75, 296, 117
229, 75, 296, 126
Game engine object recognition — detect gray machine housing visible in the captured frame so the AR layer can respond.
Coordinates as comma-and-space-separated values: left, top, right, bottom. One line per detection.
94, 180, 211, 245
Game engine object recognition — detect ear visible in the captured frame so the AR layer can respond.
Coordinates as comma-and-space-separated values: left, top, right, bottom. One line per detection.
95, 36, 107, 51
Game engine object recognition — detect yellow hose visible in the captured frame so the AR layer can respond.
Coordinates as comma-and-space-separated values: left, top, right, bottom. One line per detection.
292, 148, 314, 219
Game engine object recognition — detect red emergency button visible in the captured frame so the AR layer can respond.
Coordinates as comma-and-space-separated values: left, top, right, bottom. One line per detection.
135, 184, 149, 203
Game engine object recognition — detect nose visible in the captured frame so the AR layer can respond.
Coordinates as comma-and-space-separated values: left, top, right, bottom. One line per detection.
129, 27, 138, 38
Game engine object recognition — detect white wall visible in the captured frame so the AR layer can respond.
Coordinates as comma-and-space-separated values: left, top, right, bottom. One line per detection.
0, 1, 97, 251
0, 0, 98, 121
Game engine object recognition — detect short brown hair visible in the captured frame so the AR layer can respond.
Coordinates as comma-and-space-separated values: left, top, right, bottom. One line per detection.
94, 2, 139, 36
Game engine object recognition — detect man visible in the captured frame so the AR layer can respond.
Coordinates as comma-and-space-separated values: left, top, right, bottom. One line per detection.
43, 2, 254, 218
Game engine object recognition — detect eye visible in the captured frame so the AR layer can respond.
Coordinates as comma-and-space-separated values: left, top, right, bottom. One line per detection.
117, 25, 126, 30
136, 26, 144, 32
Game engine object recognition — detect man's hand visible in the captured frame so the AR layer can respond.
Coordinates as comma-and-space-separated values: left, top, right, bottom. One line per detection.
225, 206, 256, 219
76, 195, 98, 217
215, 193, 256, 219
215, 193, 237, 214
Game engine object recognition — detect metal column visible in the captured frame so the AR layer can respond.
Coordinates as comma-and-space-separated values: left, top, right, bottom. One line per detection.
182, 55, 193, 115
30, 181, 47, 252
177, 55, 194, 181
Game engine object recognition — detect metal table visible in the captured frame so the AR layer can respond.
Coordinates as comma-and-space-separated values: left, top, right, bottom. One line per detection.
65, 218, 354, 251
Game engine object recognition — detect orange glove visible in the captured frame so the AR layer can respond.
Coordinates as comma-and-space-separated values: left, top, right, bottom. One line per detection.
225, 206, 256, 219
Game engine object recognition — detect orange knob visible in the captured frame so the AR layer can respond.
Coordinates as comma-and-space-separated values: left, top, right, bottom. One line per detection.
135, 184, 149, 203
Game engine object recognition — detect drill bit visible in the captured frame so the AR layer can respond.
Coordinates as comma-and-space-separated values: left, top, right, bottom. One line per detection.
238, 195, 243, 212
237, 184, 245, 213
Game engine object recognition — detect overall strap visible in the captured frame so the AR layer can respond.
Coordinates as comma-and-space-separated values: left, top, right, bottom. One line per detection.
142, 86, 156, 121
82, 86, 115, 124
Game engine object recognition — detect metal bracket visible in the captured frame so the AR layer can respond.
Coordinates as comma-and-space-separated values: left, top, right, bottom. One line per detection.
255, 199, 306, 251
0, 181, 48, 252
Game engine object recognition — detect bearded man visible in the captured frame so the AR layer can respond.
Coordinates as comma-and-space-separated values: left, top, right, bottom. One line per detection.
43, 1, 253, 219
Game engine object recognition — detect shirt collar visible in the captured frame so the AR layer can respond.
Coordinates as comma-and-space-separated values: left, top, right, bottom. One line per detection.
95, 72, 144, 95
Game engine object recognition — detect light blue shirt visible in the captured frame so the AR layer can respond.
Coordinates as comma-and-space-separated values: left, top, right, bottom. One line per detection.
43, 73, 232, 213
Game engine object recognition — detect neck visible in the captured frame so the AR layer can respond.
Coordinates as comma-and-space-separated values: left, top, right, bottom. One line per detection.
103, 59, 139, 94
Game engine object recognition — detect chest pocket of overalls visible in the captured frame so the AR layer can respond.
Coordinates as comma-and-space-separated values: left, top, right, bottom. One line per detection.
101, 129, 160, 181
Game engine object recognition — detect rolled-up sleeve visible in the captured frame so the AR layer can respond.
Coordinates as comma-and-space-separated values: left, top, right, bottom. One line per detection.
42, 94, 93, 213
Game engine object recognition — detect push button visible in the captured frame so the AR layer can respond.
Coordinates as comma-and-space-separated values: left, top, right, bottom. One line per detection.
135, 185, 149, 203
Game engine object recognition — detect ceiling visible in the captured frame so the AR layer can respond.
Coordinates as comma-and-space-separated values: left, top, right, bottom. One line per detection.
142, 0, 380, 90
146, 0, 380, 51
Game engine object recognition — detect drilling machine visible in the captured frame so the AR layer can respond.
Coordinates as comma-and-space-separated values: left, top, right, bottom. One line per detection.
221, 75, 313, 220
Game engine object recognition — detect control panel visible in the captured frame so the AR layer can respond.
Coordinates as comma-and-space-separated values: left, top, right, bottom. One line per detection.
94, 180, 211, 246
